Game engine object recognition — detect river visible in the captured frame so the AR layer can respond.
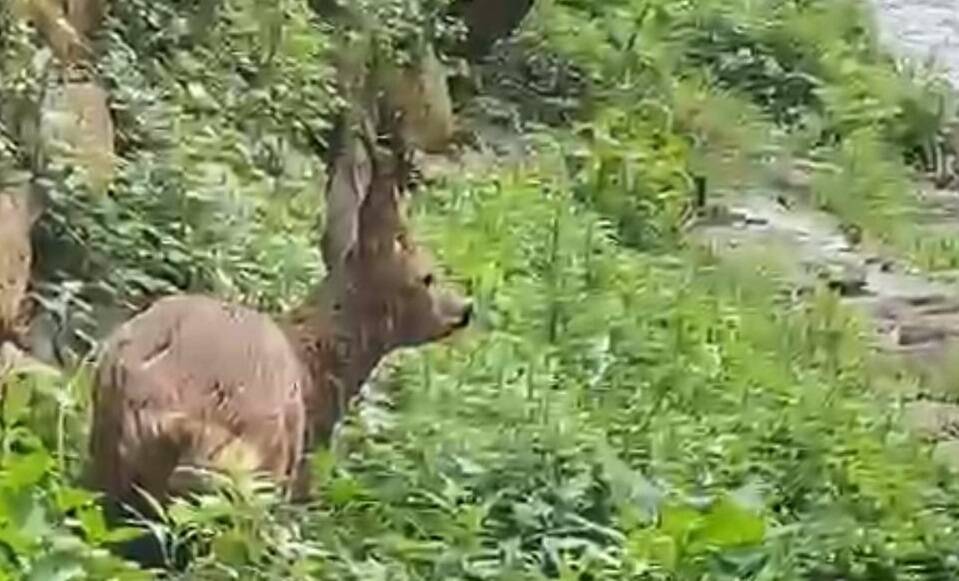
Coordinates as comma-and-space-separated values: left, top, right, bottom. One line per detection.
871, 0, 959, 86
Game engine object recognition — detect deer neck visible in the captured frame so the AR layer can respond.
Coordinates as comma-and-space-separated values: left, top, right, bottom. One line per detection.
283, 281, 392, 446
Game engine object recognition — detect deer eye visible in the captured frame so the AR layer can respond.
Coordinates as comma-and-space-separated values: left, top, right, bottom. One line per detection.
421, 273, 435, 287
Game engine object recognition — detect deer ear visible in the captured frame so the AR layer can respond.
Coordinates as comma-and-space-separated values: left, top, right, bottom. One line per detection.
321, 129, 373, 268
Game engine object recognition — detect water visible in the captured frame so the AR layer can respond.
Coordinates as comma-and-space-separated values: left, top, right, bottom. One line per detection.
871, 0, 959, 86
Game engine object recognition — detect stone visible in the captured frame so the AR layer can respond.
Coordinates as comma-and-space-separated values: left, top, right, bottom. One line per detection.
897, 323, 949, 346
815, 259, 867, 296
902, 400, 959, 440
932, 440, 959, 471
39, 80, 116, 194
450, 0, 535, 60
0, 177, 35, 342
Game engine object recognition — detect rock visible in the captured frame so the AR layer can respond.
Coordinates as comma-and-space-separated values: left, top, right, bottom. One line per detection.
880, 340, 949, 366
915, 302, 959, 317
39, 80, 116, 194
897, 323, 949, 346
693, 204, 747, 227
0, 176, 36, 342
0, 341, 62, 379
902, 400, 959, 440
771, 163, 814, 192
904, 294, 953, 308
932, 440, 959, 471
862, 255, 893, 272
814, 259, 867, 296
839, 222, 863, 245
24, 310, 64, 368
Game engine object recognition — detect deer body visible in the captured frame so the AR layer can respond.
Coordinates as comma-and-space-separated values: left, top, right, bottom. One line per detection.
89, 295, 308, 505
87, 123, 472, 517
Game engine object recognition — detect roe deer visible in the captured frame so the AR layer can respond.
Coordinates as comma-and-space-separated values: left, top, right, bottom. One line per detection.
86, 118, 472, 524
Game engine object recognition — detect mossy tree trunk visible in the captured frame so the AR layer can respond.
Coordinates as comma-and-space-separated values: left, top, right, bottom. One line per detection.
450, 0, 535, 60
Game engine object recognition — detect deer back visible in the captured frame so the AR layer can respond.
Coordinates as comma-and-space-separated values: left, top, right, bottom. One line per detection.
88, 295, 308, 511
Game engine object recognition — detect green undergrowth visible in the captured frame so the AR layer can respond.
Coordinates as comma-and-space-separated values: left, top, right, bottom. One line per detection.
6, 158, 959, 578
23, 0, 335, 360
8, 0, 959, 354
295, 164, 959, 580
5, 0, 959, 578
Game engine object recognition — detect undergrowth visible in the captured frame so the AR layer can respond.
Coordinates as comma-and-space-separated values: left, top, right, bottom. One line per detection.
7, 158, 959, 579
483, 0, 959, 262
3, 0, 959, 579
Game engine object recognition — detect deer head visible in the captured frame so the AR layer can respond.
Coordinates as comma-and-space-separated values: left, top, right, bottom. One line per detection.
319, 117, 472, 351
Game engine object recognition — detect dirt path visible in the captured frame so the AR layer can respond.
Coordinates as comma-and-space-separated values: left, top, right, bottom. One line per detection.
691, 180, 959, 468
685, 0, 959, 466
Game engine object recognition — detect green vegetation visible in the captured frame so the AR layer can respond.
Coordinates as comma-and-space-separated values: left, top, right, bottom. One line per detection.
3, 0, 959, 578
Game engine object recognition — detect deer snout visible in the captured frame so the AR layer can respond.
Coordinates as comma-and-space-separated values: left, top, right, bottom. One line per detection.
455, 301, 473, 329
437, 292, 472, 334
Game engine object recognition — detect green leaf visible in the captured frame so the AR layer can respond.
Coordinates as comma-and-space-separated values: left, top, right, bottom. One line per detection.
309, 449, 337, 486
692, 495, 766, 552
326, 476, 366, 507
76, 506, 110, 544
659, 503, 702, 543
26, 553, 84, 581
2, 451, 52, 491
1, 377, 32, 425
103, 526, 148, 545
211, 530, 250, 566
626, 529, 678, 571
54, 487, 97, 514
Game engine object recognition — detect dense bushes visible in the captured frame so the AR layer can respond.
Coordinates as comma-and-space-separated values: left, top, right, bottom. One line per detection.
29, 0, 334, 362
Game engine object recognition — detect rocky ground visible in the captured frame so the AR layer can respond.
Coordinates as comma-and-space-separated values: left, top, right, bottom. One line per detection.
690, 172, 959, 470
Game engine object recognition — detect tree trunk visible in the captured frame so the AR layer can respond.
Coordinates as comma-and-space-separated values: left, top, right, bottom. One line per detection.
0, 174, 34, 345
450, 0, 535, 60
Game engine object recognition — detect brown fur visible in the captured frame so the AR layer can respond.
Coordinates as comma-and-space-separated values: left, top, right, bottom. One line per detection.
86, 121, 471, 515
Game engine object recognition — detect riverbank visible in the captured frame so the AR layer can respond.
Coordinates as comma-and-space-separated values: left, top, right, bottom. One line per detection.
873, 0, 959, 86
